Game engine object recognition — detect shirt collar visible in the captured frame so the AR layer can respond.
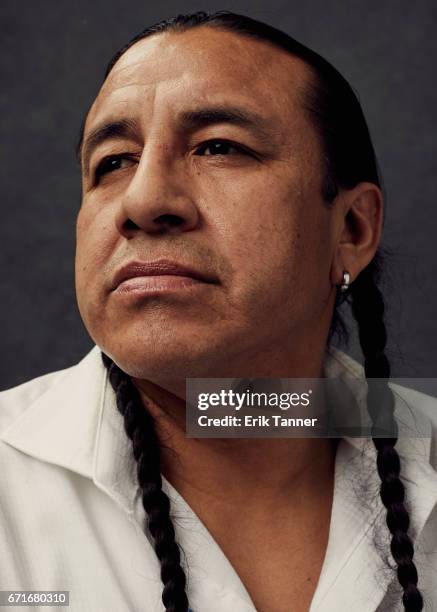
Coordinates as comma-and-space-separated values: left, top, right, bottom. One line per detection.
2, 345, 437, 611
1, 345, 140, 517
1, 346, 105, 480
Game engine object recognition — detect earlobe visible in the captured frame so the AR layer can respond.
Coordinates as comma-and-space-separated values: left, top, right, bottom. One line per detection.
330, 247, 353, 289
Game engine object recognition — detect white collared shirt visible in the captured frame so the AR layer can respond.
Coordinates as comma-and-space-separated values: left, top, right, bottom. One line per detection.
1, 346, 437, 612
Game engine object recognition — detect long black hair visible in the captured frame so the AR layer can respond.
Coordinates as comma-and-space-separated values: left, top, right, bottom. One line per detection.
95, 11, 422, 612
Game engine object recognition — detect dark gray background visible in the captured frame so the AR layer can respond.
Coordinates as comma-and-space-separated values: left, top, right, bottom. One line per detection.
1, 1, 436, 390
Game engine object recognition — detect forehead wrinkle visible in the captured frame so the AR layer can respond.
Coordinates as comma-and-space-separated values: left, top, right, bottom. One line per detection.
100, 53, 186, 97
102, 32, 296, 102
98, 33, 310, 125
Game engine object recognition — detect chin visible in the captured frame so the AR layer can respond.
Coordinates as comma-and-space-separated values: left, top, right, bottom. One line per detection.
97, 330, 223, 382
92, 313, 258, 382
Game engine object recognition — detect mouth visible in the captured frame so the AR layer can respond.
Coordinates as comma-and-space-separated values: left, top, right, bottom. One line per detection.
111, 258, 219, 293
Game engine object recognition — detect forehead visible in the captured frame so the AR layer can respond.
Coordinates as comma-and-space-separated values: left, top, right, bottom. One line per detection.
85, 26, 313, 136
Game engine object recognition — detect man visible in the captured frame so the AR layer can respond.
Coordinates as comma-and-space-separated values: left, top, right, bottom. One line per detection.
1, 11, 437, 612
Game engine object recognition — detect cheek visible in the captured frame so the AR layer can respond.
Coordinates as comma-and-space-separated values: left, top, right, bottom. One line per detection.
75, 206, 116, 308
206, 169, 332, 318
208, 171, 305, 286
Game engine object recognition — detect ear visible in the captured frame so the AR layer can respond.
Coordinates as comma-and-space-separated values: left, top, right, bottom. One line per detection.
330, 182, 384, 287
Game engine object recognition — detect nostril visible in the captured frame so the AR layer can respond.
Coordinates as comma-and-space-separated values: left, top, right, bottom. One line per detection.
154, 213, 184, 227
124, 218, 139, 231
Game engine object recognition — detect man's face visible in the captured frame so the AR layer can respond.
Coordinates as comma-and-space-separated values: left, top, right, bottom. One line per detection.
76, 27, 338, 386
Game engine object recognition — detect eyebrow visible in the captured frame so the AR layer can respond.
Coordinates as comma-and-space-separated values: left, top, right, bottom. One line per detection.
80, 118, 140, 173
178, 106, 276, 140
80, 105, 278, 172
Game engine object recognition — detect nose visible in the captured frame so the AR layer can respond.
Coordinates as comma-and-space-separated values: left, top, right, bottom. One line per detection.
115, 144, 200, 237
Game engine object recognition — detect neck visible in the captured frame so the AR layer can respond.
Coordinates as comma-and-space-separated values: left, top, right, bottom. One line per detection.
131, 344, 337, 521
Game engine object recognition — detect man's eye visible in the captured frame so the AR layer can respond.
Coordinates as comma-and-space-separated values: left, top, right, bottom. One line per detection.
94, 155, 134, 179
194, 140, 249, 157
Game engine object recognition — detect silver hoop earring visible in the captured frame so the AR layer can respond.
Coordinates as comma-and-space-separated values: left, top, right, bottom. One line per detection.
340, 270, 351, 292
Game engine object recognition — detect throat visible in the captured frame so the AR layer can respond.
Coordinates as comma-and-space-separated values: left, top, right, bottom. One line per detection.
181, 455, 335, 612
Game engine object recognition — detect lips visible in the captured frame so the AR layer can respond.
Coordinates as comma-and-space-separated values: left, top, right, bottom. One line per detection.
111, 258, 218, 291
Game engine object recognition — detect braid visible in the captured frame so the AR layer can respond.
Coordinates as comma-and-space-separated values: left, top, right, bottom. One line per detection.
348, 259, 423, 612
101, 353, 190, 612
